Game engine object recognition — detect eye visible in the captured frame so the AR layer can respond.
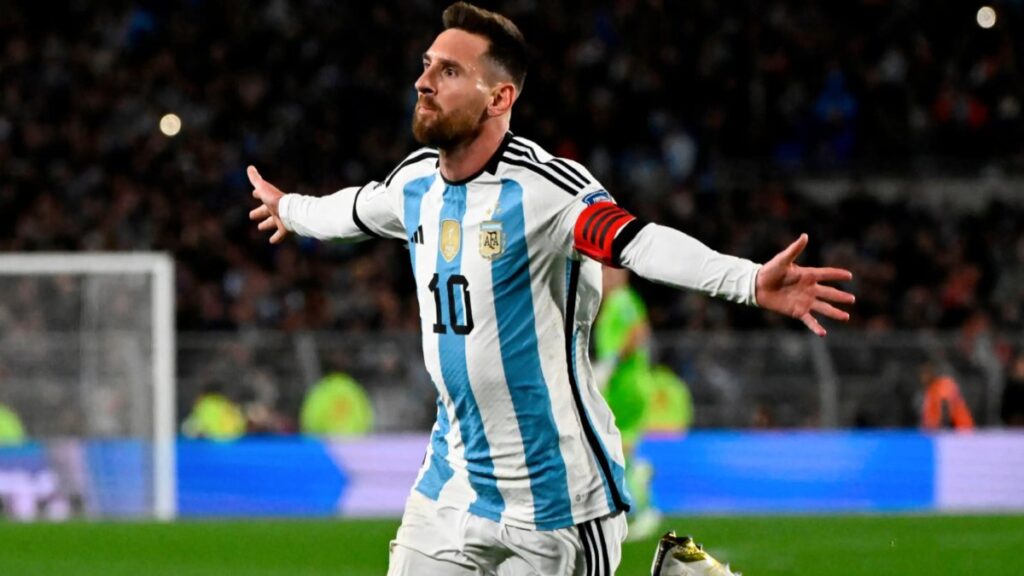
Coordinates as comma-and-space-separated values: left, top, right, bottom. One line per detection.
443, 66, 457, 77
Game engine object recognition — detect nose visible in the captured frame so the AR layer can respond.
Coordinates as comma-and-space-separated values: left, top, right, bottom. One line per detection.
415, 66, 436, 97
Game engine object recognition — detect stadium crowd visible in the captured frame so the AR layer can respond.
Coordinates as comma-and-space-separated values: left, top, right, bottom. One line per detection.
2, 2, 1023, 331
1, 1, 1024, 433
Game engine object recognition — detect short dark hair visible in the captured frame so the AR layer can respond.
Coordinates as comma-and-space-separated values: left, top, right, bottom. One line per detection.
442, 2, 527, 91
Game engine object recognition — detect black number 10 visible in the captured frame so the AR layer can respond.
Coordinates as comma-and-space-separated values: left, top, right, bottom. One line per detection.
428, 273, 474, 335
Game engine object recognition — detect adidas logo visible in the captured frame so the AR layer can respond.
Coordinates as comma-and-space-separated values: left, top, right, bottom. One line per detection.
410, 225, 424, 245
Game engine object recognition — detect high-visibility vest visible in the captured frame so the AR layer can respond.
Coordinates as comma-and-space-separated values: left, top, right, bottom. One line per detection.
922, 376, 975, 430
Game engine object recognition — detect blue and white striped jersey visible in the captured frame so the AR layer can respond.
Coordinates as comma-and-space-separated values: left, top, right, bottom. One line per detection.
284, 133, 632, 530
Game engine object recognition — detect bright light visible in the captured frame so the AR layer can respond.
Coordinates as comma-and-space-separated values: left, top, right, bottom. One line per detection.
159, 113, 182, 137
977, 6, 997, 29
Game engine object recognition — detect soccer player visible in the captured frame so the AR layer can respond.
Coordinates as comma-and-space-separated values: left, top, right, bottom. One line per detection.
248, 3, 854, 574
593, 266, 661, 541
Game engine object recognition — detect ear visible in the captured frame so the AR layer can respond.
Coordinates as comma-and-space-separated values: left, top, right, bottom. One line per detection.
486, 82, 517, 117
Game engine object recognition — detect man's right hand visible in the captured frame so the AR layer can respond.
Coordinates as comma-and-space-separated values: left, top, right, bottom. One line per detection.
248, 165, 289, 244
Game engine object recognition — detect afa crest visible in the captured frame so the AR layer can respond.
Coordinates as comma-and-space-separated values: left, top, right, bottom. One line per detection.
440, 220, 461, 262
479, 220, 505, 260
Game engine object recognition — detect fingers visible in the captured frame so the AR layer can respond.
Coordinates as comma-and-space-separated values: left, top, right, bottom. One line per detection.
810, 267, 853, 283
811, 300, 850, 322
777, 233, 809, 265
815, 284, 856, 305
250, 205, 270, 221
247, 165, 262, 187
800, 312, 826, 337
257, 216, 276, 231
270, 228, 287, 244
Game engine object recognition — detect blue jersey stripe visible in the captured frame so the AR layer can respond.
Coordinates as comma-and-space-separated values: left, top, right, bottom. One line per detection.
492, 179, 572, 529
403, 175, 435, 273
404, 175, 454, 499
416, 397, 454, 499
435, 184, 505, 522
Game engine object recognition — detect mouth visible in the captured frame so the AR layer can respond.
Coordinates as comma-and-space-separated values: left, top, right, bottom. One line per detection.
417, 101, 440, 113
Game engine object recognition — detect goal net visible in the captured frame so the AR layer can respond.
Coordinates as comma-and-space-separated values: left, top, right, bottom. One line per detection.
0, 253, 175, 520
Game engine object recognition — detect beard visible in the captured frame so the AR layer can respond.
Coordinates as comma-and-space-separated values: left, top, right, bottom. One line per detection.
411, 98, 485, 150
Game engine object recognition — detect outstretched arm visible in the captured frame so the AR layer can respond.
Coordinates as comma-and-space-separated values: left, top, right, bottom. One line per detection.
575, 205, 854, 336
248, 165, 402, 243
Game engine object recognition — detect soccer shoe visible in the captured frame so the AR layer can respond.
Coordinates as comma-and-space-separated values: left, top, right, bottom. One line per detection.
650, 531, 741, 576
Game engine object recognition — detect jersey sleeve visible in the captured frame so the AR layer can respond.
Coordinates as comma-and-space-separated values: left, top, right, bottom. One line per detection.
278, 181, 402, 241
278, 149, 437, 242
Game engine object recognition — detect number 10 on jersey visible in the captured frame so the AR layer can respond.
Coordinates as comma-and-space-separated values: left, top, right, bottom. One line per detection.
428, 273, 474, 335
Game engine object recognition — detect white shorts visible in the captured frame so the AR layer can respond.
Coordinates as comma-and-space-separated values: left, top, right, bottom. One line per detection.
387, 490, 627, 576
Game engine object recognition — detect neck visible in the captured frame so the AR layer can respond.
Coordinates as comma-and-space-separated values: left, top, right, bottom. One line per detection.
438, 117, 509, 183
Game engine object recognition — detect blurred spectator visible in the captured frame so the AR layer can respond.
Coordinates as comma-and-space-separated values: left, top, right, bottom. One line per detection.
919, 363, 975, 431
1001, 352, 1024, 427
181, 383, 246, 441
0, 401, 26, 445
643, 365, 693, 435
300, 372, 374, 437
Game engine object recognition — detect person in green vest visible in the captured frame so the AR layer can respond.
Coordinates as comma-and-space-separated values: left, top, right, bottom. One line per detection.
594, 266, 660, 541
181, 383, 246, 441
300, 372, 374, 437
645, 365, 693, 434
0, 402, 26, 445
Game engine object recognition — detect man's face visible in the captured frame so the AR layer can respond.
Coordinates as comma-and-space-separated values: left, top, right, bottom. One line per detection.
412, 29, 493, 149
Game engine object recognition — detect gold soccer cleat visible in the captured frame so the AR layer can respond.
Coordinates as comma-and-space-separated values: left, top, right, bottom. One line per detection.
650, 531, 741, 576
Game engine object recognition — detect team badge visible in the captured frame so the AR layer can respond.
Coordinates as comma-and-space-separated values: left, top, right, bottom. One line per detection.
440, 219, 461, 262
582, 189, 613, 205
479, 220, 505, 260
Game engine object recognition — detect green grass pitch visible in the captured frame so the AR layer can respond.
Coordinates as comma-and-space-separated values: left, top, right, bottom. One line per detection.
1, 514, 1022, 575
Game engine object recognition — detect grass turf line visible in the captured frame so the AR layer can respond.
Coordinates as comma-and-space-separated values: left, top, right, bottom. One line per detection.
0, 514, 1021, 575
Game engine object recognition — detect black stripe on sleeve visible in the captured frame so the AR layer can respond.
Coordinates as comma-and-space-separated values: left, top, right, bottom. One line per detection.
551, 158, 591, 186
351, 184, 383, 239
506, 144, 587, 189
501, 156, 581, 196
509, 138, 541, 162
384, 150, 439, 187
610, 219, 648, 267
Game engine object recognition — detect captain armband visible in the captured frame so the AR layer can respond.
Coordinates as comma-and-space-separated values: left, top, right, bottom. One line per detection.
572, 202, 648, 267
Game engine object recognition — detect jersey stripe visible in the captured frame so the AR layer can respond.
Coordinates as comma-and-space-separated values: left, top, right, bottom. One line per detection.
403, 175, 435, 273
352, 184, 383, 238
509, 138, 541, 162
506, 142, 586, 189
385, 150, 439, 187
406, 175, 450, 499
416, 397, 455, 498
550, 158, 591, 186
435, 183, 505, 522
492, 179, 572, 529
505, 145, 587, 192
564, 259, 630, 513
510, 137, 594, 188
502, 156, 579, 196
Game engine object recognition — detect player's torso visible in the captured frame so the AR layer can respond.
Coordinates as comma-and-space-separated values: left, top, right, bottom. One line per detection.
400, 171, 615, 527
403, 173, 569, 395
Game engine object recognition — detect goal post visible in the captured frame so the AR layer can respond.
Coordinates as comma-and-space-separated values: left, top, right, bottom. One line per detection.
0, 253, 176, 520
